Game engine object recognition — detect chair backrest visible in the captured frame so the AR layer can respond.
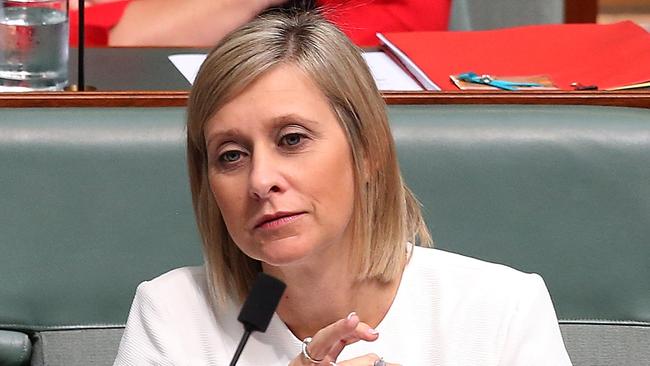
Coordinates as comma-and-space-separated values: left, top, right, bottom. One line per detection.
1, 104, 648, 365
390, 104, 650, 365
0, 107, 202, 365
449, 0, 564, 30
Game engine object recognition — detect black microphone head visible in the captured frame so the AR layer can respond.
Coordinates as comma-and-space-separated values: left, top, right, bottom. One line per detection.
237, 273, 286, 333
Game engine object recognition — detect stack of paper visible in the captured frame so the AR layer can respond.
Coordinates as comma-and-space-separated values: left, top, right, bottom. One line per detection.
169, 52, 423, 91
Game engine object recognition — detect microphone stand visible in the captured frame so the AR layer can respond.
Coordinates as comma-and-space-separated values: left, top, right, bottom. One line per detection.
77, 0, 84, 90
229, 329, 252, 366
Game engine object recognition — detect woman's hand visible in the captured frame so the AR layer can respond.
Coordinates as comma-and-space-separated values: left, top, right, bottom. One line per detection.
288, 313, 400, 366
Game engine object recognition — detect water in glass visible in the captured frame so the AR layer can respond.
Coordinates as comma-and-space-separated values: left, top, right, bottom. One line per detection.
0, 1, 68, 91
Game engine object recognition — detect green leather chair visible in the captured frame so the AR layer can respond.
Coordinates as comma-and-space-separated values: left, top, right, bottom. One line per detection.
450, 0, 564, 30
1, 104, 649, 365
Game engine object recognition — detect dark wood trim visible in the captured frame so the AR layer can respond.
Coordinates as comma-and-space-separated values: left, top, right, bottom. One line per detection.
0, 91, 188, 108
382, 91, 650, 108
1, 90, 650, 109
565, 0, 598, 23
599, 0, 650, 13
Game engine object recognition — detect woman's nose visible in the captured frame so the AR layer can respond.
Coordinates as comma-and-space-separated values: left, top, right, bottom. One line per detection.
248, 151, 283, 200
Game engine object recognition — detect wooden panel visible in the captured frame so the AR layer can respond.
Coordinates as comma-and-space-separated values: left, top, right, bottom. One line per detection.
383, 91, 650, 108
0, 91, 188, 108
565, 0, 599, 23
1, 91, 650, 109
600, 0, 650, 12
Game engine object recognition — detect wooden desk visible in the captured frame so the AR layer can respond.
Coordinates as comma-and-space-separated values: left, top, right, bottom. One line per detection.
65, 47, 204, 91
2, 90, 650, 109
1, 47, 649, 109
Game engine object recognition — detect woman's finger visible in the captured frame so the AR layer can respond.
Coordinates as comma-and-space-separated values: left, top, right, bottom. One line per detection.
303, 312, 379, 363
325, 319, 379, 361
333, 353, 400, 366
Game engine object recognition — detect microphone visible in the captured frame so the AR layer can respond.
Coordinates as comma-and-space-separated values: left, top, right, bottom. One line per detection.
229, 272, 286, 366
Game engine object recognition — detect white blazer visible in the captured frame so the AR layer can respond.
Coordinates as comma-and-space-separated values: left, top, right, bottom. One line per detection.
114, 246, 572, 365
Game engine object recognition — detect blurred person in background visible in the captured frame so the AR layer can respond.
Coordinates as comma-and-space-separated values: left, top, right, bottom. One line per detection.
69, 0, 451, 47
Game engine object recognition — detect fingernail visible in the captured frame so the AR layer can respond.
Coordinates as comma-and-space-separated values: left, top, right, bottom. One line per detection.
346, 311, 357, 320
368, 328, 379, 335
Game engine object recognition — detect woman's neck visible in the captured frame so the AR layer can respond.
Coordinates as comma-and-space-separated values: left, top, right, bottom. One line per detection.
263, 257, 401, 341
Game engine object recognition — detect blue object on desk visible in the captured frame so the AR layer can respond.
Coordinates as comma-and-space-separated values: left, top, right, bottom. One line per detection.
458, 72, 543, 91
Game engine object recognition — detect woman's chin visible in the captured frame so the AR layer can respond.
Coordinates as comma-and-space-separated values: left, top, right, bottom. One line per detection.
254, 239, 316, 267
258, 248, 312, 267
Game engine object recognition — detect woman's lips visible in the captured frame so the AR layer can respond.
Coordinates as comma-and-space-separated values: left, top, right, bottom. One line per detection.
255, 212, 305, 230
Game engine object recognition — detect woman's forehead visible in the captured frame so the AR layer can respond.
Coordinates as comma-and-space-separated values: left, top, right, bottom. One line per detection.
204, 65, 335, 135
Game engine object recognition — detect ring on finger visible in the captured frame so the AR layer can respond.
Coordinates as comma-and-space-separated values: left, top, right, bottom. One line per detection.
373, 358, 386, 366
301, 337, 324, 364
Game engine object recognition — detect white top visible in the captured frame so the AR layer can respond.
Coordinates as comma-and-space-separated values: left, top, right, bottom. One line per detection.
113, 247, 572, 365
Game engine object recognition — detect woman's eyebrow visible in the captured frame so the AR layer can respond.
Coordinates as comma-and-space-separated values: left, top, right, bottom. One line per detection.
205, 128, 241, 149
269, 113, 319, 128
205, 114, 319, 148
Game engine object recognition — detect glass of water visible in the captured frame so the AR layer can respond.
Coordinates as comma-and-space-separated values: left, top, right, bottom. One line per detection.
0, 0, 68, 91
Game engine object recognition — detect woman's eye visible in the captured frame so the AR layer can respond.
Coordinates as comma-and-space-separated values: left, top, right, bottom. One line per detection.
220, 150, 241, 163
281, 133, 303, 146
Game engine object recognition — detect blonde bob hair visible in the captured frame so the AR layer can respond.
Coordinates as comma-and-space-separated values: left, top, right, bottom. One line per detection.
187, 10, 431, 304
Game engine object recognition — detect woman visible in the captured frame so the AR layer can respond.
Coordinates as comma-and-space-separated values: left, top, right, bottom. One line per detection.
114, 10, 572, 366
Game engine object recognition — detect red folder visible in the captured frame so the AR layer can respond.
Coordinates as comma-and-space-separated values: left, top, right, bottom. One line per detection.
379, 21, 650, 91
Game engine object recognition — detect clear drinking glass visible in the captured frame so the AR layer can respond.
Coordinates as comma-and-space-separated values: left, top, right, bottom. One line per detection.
0, 0, 68, 91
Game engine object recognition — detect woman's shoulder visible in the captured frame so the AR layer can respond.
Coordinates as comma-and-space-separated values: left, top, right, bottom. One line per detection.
125, 265, 232, 333
393, 248, 570, 365
407, 245, 546, 295
400, 246, 556, 335
142, 265, 205, 286
134, 266, 209, 304
115, 267, 244, 364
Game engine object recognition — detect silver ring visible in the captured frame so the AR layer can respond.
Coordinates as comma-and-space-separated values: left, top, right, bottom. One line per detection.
301, 337, 324, 364
374, 358, 386, 366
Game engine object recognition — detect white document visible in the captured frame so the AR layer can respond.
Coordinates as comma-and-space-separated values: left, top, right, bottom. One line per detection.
361, 52, 423, 91
376, 33, 440, 91
168, 54, 207, 85
169, 51, 422, 91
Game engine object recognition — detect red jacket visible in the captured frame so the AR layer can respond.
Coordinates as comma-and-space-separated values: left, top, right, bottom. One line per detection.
321, 0, 451, 46
69, 0, 130, 46
69, 0, 451, 46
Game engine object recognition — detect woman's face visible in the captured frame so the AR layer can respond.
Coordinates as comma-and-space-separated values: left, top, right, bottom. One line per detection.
204, 64, 356, 268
